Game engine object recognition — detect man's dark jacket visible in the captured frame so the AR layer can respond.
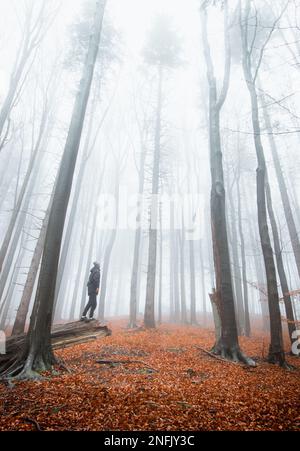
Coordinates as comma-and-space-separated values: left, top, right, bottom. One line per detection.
87, 266, 100, 295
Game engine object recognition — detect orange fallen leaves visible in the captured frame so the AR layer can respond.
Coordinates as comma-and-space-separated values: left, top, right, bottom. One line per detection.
0, 321, 299, 431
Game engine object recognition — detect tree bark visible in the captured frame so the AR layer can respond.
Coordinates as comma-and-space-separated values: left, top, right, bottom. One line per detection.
0, 0, 107, 379
265, 178, 296, 346
260, 95, 300, 280
240, 0, 286, 365
201, 2, 253, 364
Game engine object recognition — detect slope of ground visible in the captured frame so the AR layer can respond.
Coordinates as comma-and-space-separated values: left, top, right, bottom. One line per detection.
0, 321, 299, 431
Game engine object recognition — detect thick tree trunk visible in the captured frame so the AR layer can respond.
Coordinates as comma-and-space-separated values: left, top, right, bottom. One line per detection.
201, 2, 253, 364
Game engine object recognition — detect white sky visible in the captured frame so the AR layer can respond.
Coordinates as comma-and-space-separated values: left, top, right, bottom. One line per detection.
0, 0, 226, 95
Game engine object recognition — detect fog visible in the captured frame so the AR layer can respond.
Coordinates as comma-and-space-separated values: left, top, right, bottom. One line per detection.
0, 0, 299, 343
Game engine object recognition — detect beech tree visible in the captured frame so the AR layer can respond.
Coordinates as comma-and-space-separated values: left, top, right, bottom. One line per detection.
200, 0, 254, 364
239, 0, 288, 366
0, 0, 107, 379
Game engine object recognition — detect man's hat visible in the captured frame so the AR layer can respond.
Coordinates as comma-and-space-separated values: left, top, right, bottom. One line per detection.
93, 261, 100, 267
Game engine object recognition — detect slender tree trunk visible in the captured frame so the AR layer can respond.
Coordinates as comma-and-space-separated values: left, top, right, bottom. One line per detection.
242, 180, 269, 331
0, 151, 42, 303
129, 147, 146, 328
178, 228, 187, 324
11, 193, 53, 336
144, 65, 163, 329
227, 180, 245, 334
189, 239, 197, 325
237, 174, 251, 336
240, 1, 286, 365
261, 96, 300, 280
199, 239, 206, 325
157, 204, 163, 324
265, 178, 296, 346
0, 239, 26, 330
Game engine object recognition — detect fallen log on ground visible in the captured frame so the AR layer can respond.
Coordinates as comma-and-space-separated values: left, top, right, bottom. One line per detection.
0, 321, 111, 365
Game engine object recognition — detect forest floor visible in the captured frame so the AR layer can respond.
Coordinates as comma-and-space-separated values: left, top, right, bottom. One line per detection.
0, 320, 299, 431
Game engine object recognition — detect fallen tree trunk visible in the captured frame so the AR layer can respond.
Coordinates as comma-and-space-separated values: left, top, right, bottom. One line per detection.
1, 321, 111, 365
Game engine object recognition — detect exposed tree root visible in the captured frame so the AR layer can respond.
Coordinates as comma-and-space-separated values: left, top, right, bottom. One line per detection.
267, 348, 296, 370
211, 342, 256, 367
196, 341, 256, 367
0, 347, 66, 381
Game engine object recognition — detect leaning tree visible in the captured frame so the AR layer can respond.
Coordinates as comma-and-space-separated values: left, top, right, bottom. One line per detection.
0, 0, 108, 379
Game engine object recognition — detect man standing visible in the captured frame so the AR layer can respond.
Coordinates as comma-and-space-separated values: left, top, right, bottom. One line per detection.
81, 261, 100, 321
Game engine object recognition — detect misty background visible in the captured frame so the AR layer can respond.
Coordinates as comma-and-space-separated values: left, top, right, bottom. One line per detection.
0, 0, 299, 333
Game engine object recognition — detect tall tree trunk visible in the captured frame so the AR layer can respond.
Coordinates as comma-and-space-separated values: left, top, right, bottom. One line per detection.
53, 83, 108, 305
199, 239, 206, 325
242, 179, 269, 331
189, 239, 197, 325
129, 147, 146, 328
0, 0, 107, 378
178, 228, 187, 324
11, 191, 53, 336
227, 180, 245, 335
157, 204, 163, 324
201, 2, 253, 364
261, 96, 300, 280
236, 173, 251, 336
240, 0, 286, 366
169, 201, 175, 322
265, 178, 296, 346
144, 65, 163, 329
